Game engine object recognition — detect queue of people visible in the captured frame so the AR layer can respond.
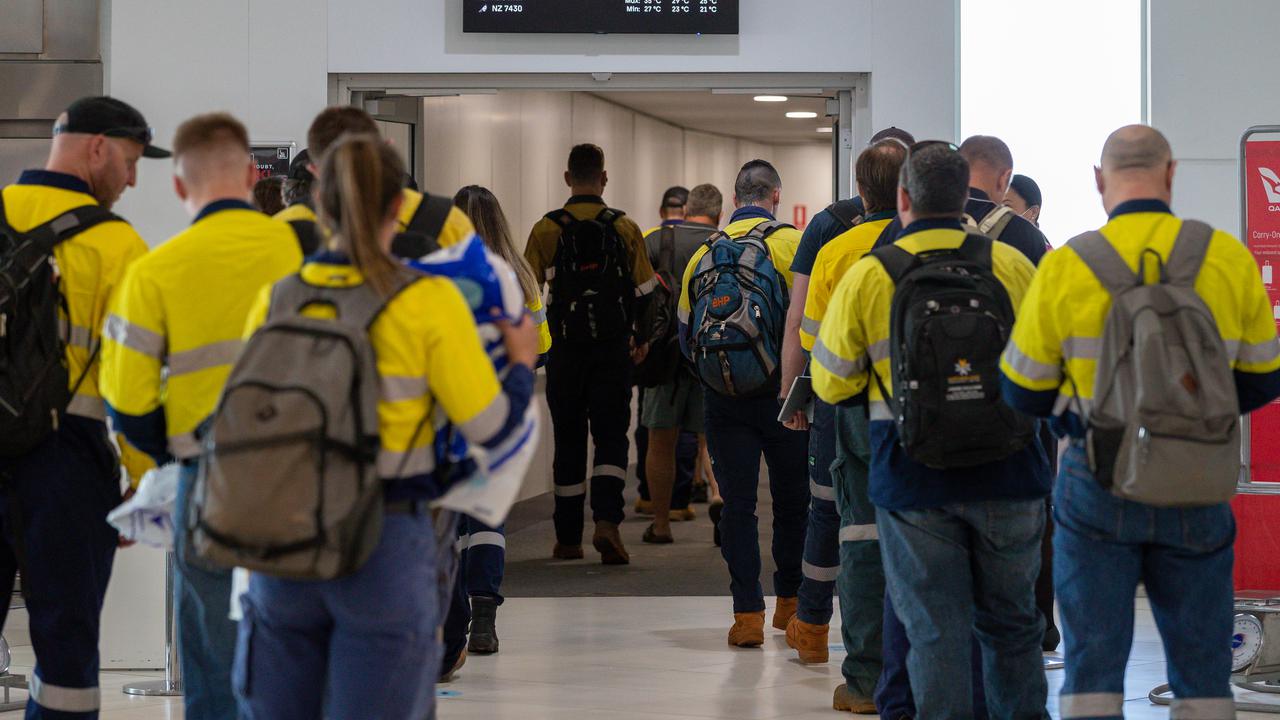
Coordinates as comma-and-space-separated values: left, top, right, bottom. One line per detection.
0, 92, 1274, 720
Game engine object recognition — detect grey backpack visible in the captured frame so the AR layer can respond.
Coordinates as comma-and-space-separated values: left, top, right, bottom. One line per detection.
189, 269, 417, 580
1072, 220, 1240, 507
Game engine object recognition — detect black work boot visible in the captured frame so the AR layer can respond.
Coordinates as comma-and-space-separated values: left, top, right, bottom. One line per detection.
468, 596, 500, 655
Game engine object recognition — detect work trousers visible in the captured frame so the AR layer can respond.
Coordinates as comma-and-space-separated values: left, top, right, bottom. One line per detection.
705, 391, 809, 613
0, 416, 120, 719
1055, 443, 1234, 720
797, 401, 839, 626
235, 512, 447, 720
173, 464, 237, 720
547, 340, 631, 545
441, 515, 506, 671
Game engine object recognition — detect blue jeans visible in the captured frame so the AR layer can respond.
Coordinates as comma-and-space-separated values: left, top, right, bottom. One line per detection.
878, 499, 1048, 719
876, 591, 989, 720
1054, 443, 1235, 719
174, 463, 237, 720
234, 512, 446, 720
798, 400, 840, 625
705, 391, 809, 613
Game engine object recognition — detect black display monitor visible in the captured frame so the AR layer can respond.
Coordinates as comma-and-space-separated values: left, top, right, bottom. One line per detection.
463, 0, 738, 35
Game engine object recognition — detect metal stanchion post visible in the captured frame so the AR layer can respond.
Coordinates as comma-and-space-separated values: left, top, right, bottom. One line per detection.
123, 551, 183, 697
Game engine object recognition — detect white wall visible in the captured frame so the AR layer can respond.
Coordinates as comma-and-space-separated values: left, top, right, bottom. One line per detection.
421, 92, 832, 237
1148, 0, 1280, 235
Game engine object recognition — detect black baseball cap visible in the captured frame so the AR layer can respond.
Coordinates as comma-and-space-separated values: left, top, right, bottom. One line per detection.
661, 185, 689, 208
287, 149, 314, 181
53, 96, 170, 159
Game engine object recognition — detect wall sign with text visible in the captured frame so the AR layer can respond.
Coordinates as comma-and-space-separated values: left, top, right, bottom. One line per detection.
251, 145, 294, 180
463, 0, 738, 34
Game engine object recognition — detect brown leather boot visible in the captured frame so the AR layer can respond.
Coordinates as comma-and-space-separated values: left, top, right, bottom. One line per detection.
591, 522, 630, 565
833, 684, 878, 713
772, 596, 798, 630
727, 611, 766, 648
552, 543, 584, 560
785, 615, 830, 663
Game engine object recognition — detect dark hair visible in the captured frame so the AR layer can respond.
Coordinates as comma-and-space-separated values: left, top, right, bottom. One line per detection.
959, 135, 1014, 172
307, 106, 380, 164
453, 185, 539, 303
856, 140, 908, 214
252, 176, 285, 215
871, 127, 916, 146
567, 144, 605, 185
316, 133, 404, 296
734, 159, 781, 205
661, 185, 689, 210
1009, 174, 1042, 209
900, 143, 970, 218
172, 112, 250, 159
282, 176, 312, 207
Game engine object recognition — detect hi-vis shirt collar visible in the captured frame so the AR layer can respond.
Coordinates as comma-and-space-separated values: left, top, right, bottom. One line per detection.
193, 199, 256, 224
566, 194, 604, 205
730, 205, 775, 224
17, 169, 92, 196
897, 217, 965, 239
1109, 198, 1173, 219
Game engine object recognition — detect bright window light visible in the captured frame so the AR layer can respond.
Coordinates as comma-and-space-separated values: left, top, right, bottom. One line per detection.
753, 95, 788, 102
961, 0, 1142, 245
786, 111, 818, 119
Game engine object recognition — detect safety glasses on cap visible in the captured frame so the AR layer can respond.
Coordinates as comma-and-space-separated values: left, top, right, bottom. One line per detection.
54, 124, 156, 147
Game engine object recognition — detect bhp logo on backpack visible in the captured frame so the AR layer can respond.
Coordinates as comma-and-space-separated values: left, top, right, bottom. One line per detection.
711, 295, 732, 309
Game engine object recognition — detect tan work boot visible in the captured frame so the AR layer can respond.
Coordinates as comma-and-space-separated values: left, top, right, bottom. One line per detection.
635, 498, 655, 516
727, 611, 766, 648
439, 648, 467, 683
785, 615, 830, 663
833, 684, 877, 713
669, 506, 697, 522
772, 596, 798, 630
591, 522, 631, 565
552, 543, 584, 560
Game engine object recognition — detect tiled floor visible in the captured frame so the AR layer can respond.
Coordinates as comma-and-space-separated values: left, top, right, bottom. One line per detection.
4, 596, 1277, 718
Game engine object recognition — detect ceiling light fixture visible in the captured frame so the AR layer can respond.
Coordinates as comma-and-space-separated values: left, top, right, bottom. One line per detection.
753, 95, 788, 103
786, 111, 818, 119
816, 126, 833, 133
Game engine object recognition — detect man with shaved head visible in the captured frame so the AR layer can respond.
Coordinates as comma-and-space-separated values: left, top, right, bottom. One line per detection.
100, 112, 302, 719
959, 135, 1049, 264
1002, 124, 1280, 717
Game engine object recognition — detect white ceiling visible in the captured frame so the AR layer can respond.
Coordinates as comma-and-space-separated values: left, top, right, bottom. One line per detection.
589, 91, 832, 146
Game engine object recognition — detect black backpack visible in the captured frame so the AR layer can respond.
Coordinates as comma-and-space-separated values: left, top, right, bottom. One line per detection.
826, 198, 865, 232
869, 234, 1034, 469
546, 208, 633, 342
390, 193, 454, 260
0, 196, 119, 457
634, 225, 683, 388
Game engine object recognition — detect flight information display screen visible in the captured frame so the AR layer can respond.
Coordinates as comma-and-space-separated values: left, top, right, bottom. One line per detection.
462, 0, 738, 34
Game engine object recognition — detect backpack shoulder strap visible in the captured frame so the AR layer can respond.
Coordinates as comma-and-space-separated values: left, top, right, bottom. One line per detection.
597, 207, 624, 225
747, 220, 794, 242
23, 204, 121, 252
870, 244, 919, 285
1067, 231, 1138, 296
955, 233, 995, 269
406, 193, 453, 241
287, 219, 321, 257
545, 209, 576, 230
658, 225, 676, 275
826, 199, 863, 231
978, 205, 1017, 241
1164, 219, 1214, 287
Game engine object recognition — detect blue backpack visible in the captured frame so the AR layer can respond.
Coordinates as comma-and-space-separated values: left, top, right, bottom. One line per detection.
688, 220, 792, 397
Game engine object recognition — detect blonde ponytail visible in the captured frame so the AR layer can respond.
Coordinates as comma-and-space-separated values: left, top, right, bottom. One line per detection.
316, 133, 405, 296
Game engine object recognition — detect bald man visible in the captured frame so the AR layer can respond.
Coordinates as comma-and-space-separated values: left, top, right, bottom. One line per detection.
100, 112, 301, 720
1001, 125, 1280, 718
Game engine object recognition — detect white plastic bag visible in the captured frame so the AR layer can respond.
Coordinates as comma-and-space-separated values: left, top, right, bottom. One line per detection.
107, 464, 180, 549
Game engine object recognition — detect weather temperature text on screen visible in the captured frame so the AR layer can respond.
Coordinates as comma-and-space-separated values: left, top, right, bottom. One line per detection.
463, 0, 737, 33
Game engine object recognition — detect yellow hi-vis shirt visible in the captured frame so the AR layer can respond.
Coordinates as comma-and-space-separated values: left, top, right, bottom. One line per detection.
100, 201, 302, 460
800, 216, 894, 351
677, 214, 803, 336
812, 223, 1036, 415
1000, 201, 1280, 431
0, 171, 148, 421
244, 258, 509, 483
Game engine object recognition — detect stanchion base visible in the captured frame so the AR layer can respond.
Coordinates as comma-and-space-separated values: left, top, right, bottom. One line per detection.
122, 679, 183, 697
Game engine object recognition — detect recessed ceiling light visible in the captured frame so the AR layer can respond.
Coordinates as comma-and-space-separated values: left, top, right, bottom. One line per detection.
816, 126, 833, 133
753, 95, 788, 103
786, 111, 818, 119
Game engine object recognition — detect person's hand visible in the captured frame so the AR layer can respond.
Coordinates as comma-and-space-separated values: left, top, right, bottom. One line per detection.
631, 342, 650, 365
780, 402, 809, 431
496, 311, 539, 369
117, 486, 137, 548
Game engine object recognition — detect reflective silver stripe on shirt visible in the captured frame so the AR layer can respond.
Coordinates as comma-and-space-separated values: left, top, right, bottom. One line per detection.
29, 676, 100, 713
677, 306, 690, 325
554, 482, 586, 497
635, 276, 658, 297
64, 323, 94, 350
1058, 692, 1123, 718
812, 337, 866, 379
66, 393, 105, 421
530, 306, 548, 326
103, 313, 165, 359
381, 375, 429, 403
1002, 343, 1060, 383
869, 400, 893, 421
459, 394, 511, 446
1062, 335, 1103, 361
169, 432, 202, 460
1236, 337, 1280, 366
839, 524, 879, 542
457, 531, 507, 552
809, 479, 836, 501
168, 339, 243, 377
593, 464, 627, 480
802, 560, 839, 583
378, 446, 435, 478
800, 315, 822, 337
1168, 697, 1238, 719
867, 338, 890, 364
544, 267, 556, 282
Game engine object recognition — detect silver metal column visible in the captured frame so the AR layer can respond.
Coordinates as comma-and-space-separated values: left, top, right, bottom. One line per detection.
123, 552, 182, 697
